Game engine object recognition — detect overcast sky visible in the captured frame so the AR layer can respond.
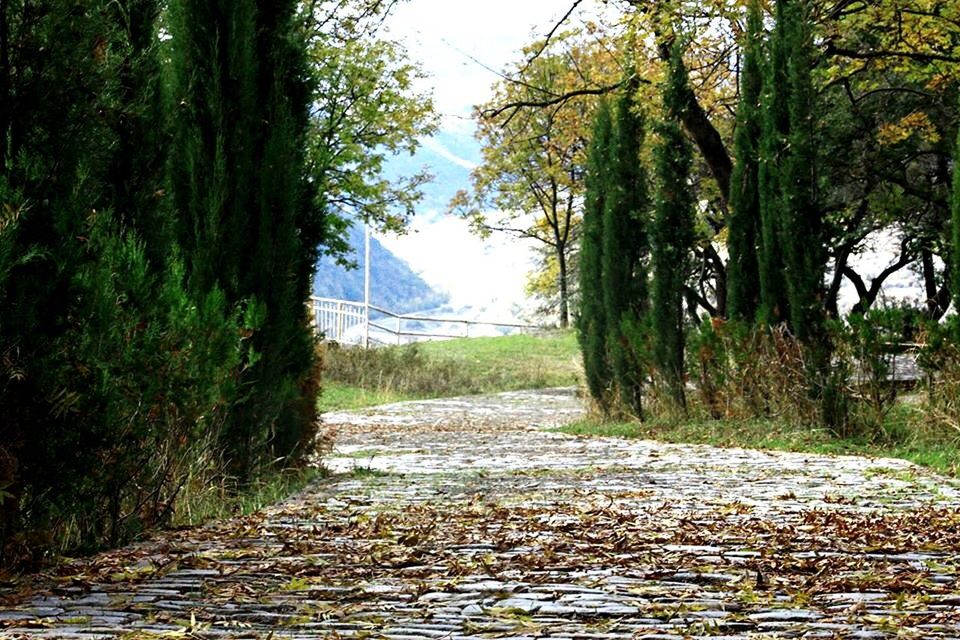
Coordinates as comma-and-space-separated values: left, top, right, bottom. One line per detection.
384, 1, 600, 130
373, 1, 612, 319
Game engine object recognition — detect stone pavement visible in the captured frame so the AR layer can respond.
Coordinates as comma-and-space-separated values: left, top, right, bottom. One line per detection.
3, 388, 960, 639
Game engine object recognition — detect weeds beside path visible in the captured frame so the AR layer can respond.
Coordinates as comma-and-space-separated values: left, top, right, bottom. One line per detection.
3, 388, 960, 638
319, 331, 582, 412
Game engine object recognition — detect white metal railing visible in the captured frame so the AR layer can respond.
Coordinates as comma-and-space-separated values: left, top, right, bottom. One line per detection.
309, 296, 540, 346
310, 297, 368, 346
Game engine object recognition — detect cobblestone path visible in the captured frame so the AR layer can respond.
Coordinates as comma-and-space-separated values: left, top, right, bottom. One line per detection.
3, 388, 960, 639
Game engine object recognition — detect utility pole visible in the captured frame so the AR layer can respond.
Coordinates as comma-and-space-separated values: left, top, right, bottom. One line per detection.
364, 223, 371, 348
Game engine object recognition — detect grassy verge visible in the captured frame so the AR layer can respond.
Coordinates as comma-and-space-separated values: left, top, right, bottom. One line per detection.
416, 332, 582, 389
317, 382, 420, 412
320, 331, 580, 411
171, 467, 326, 529
557, 403, 960, 476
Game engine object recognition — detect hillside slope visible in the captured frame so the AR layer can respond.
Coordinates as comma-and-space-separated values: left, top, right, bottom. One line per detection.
313, 224, 448, 313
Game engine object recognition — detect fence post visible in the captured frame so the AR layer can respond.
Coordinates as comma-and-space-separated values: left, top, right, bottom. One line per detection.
336, 301, 344, 342
364, 304, 370, 349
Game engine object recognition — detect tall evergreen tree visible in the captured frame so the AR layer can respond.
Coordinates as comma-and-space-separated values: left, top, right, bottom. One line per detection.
578, 99, 614, 410
758, 0, 791, 326
0, 1, 120, 519
603, 80, 650, 417
106, 0, 169, 263
0, 0, 242, 554
168, 0, 322, 479
952, 96, 960, 316
727, 0, 763, 322
652, 41, 695, 409
780, 0, 824, 344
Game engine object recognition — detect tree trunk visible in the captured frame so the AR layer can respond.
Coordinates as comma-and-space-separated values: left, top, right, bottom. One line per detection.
557, 241, 569, 328
921, 249, 943, 316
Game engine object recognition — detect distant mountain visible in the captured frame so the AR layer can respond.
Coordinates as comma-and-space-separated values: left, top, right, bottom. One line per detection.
313, 224, 448, 313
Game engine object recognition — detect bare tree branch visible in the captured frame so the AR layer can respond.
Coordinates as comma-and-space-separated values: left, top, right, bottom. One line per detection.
481, 81, 628, 123
824, 42, 960, 64
516, 0, 586, 76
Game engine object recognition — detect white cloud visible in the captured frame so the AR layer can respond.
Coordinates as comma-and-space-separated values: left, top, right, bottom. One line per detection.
376, 214, 536, 321
385, 0, 611, 125
418, 136, 478, 170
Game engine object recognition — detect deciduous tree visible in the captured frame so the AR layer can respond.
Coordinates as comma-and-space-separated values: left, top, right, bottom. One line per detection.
304, 19, 437, 260
454, 31, 619, 328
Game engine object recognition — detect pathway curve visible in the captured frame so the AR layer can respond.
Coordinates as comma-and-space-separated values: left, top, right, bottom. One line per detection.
3, 388, 960, 639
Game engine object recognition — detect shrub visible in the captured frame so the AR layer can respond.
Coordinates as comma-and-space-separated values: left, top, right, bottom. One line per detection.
1, 216, 247, 563
687, 309, 934, 438
688, 319, 816, 423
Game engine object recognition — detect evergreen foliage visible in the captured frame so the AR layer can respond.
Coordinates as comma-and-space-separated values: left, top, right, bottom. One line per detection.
953, 97, 960, 315
726, 0, 763, 322
578, 99, 614, 410
651, 42, 695, 409
0, 0, 326, 562
780, 0, 824, 345
0, 0, 246, 559
603, 81, 650, 417
40, 220, 244, 550
167, 0, 323, 480
758, 0, 791, 326
0, 0, 122, 556
106, 0, 169, 264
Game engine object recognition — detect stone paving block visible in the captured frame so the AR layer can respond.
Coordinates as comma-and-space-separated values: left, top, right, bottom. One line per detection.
3, 389, 960, 638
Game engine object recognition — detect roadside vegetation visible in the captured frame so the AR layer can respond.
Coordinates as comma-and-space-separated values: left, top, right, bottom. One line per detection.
566, 312, 960, 477
3, 0, 958, 575
320, 331, 581, 411
0, 0, 435, 569
559, 403, 960, 478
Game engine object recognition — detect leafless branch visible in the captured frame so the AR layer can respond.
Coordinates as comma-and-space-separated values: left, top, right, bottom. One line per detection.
516, 0, 586, 77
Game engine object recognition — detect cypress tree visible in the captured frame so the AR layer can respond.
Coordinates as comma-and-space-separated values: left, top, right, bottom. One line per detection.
952, 97, 960, 317
578, 99, 614, 410
0, 0, 122, 550
246, 0, 323, 465
0, 0, 234, 553
168, 0, 322, 479
106, 0, 169, 264
652, 41, 695, 409
727, 0, 763, 322
0, 1, 118, 440
168, 0, 258, 478
168, 0, 258, 297
758, 0, 791, 326
780, 0, 824, 344
603, 80, 650, 417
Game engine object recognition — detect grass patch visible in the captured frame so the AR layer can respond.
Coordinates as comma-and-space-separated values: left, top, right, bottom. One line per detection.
317, 382, 420, 412
416, 332, 582, 389
557, 403, 960, 477
320, 331, 580, 411
172, 467, 325, 529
